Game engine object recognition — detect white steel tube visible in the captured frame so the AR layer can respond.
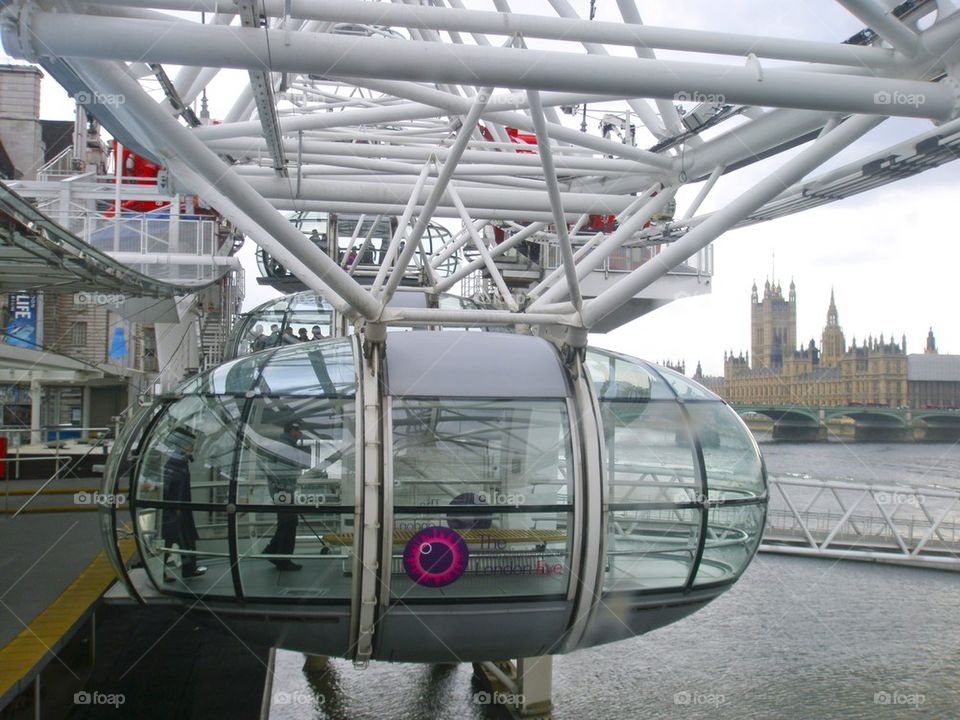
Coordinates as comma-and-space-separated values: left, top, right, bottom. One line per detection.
433, 222, 545, 293
528, 188, 676, 309
681, 165, 724, 220
169, 158, 352, 313
79, 0, 901, 68
582, 115, 881, 328
9, 12, 954, 120
339, 213, 367, 269
72, 58, 381, 318
448, 186, 518, 312
247, 199, 568, 222
835, 0, 920, 57
428, 223, 482, 269
616, 0, 685, 135
381, 88, 494, 305
526, 232, 601, 302
205, 137, 659, 174
527, 90, 582, 311
244, 176, 639, 216
347, 218, 383, 277
372, 161, 433, 291
546, 0, 665, 139
381, 306, 576, 327
347, 78, 674, 171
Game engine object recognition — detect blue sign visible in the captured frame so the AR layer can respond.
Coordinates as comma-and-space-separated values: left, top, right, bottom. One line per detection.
6, 294, 37, 348
109, 326, 127, 361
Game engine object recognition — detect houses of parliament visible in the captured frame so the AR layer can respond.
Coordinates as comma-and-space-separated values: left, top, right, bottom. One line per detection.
696, 279, 960, 409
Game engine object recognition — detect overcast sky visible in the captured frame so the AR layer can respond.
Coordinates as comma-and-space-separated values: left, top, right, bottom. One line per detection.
4, 1, 956, 374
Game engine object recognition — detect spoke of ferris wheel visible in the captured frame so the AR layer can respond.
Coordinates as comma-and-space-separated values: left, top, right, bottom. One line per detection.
16, 12, 952, 119
338, 213, 368, 270
432, 223, 547, 296
207, 137, 661, 179
681, 166, 726, 222
528, 89, 583, 311
447, 185, 519, 312
83, 0, 903, 69
582, 115, 881, 328
380, 88, 495, 308
546, 0, 666, 141
347, 79, 674, 169
74, 57, 381, 319
527, 185, 675, 310
347, 217, 385, 278
526, 232, 603, 307
372, 161, 434, 295
835, 0, 921, 56
429, 221, 488, 272
614, 0, 685, 137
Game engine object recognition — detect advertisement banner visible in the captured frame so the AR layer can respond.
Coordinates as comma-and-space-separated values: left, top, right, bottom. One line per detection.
5, 294, 37, 348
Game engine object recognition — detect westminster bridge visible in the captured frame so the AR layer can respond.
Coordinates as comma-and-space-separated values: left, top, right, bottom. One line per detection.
732, 404, 960, 442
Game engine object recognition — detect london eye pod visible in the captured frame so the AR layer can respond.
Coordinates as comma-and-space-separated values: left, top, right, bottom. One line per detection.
100, 332, 766, 662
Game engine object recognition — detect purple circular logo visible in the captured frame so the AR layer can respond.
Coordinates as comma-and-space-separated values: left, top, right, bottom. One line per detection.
403, 526, 469, 587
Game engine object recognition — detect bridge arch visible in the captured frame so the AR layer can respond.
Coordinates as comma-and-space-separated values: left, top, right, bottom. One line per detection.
735, 406, 822, 441
912, 411, 960, 442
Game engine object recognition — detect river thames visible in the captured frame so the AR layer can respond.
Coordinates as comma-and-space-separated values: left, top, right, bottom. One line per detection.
269, 442, 960, 719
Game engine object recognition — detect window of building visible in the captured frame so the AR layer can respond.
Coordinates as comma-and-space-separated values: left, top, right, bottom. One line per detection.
71, 322, 87, 347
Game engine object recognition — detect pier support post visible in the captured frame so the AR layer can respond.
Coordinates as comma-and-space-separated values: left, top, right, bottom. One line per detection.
30, 379, 42, 447
475, 656, 554, 718
516, 656, 553, 718
302, 654, 329, 673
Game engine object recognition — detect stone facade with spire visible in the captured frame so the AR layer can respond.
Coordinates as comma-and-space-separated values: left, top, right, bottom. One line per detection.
701, 280, 960, 408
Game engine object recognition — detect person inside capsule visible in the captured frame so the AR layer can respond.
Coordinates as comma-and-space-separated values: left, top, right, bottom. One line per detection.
260, 420, 309, 570
161, 427, 206, 582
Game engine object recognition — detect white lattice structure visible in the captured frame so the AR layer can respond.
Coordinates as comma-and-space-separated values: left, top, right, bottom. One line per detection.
2, 0, 958, 339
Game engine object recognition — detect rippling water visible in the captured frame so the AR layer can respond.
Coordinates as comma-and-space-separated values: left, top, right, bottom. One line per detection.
270, 443, 960, 719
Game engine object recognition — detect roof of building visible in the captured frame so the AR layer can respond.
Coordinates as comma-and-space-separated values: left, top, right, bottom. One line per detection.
907, 354, 960, 382
797, 367, 841, 381
0, 64, 42, 76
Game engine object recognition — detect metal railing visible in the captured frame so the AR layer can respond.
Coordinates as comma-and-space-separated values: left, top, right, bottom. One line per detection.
760, 476, 960, 568
542, 238, 713, 278
44, 211, 218, 255
1, 426, 112, 512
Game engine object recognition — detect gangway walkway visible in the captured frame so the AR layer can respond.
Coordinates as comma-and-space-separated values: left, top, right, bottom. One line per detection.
760, 476, 960, 570
0, 179, 231, 296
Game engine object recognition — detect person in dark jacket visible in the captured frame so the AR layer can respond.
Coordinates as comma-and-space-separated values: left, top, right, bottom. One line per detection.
161, 428, 206, 581
261, 421, 309, 570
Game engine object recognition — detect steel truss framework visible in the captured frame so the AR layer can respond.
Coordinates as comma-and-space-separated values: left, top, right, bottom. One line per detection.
3, 0, 960, 341
762, 476, 960, 570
